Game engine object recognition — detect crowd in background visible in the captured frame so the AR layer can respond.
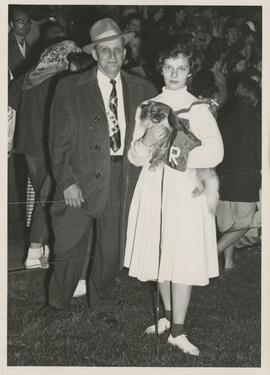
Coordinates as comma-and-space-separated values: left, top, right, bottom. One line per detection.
8, 4, 262, 273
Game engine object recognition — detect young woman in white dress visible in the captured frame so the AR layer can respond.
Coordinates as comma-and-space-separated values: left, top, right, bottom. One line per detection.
124, 42, 224, 356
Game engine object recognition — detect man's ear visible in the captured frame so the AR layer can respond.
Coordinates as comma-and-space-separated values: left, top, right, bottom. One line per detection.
9, 21, 14, 29
91, 48, 98, 62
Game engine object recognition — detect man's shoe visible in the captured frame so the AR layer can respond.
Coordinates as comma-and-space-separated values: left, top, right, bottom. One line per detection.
34, 304, 61, 318
73, 280, 87, 298
96, 311, 119, 326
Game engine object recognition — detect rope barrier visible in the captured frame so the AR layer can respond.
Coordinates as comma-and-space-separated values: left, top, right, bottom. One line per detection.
8, 254, 93, 274
6, 167, 261, 206
8, 199, 64, 205
7, 170, 261, 274
7, 224, 261, 274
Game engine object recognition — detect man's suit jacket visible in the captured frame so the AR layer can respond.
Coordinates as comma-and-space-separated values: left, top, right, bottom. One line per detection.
8, 31, 31, 79
49, 66, 157, 265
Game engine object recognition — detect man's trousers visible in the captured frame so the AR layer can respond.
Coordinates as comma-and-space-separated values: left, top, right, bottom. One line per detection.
48, 158, 122, 309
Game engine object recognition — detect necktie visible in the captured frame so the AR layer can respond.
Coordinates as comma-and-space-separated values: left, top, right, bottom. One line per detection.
108, 79, 121, 152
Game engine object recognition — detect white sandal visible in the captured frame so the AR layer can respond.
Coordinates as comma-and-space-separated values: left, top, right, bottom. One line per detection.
168, 334, 200, 356
145, 317, 171, 335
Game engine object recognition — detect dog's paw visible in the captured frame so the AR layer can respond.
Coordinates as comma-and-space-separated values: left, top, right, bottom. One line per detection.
191, 186, 204, 198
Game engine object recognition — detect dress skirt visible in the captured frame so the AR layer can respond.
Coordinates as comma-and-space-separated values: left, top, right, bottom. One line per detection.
124, 163, 219, 286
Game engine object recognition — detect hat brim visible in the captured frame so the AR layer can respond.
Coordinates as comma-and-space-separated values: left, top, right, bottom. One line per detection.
82, 32, 135, 54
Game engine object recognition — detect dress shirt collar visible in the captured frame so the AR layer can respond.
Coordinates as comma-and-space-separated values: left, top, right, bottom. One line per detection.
97, 69, 121, 86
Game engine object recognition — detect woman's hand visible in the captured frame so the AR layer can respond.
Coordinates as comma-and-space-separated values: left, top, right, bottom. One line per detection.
141, 124, 168, 147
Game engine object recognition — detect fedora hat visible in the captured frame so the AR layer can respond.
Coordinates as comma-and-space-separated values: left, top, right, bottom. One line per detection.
83, 18, 135, 54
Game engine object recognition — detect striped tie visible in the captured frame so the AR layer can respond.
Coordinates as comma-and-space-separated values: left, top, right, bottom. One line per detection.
109, 79, 121, 152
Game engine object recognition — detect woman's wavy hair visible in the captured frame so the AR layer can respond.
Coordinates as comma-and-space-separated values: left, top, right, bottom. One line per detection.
225, 52, 246, 73
235, 77, 260, 105
156, 39, 196, 75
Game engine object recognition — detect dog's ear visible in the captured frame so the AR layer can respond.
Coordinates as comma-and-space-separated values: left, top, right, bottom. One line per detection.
168, 108, 180, 130
140, 100, 155, 110
140, 101, 154, 120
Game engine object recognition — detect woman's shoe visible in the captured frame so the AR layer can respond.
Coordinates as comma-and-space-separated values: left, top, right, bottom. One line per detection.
145, 317, 171, 335
73, 280, 87, 298
25, 245, 50, 269
168, 334, 200, 356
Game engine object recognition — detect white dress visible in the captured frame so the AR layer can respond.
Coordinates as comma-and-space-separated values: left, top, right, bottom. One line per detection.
124, 86, 224, 286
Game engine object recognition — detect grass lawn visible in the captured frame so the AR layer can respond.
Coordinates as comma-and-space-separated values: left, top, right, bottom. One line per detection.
7, 245, 261, 367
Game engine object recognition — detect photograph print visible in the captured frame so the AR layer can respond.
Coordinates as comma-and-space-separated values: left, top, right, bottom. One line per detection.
6, 0, 264, 369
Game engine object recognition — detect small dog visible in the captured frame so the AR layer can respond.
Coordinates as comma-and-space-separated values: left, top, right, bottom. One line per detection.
139, 101, 219, 214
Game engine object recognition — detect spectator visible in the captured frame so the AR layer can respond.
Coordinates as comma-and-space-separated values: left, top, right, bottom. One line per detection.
13, 40, 82, 270
123, 34, 149, 78
202, 43, 227, 107
8, 5, 32, 78
167, 6, 188, 38
190, 68, 220, 117
225, 52, 247, 110
222, 22, 241, 54
216, 78, 261, 271
123, 12, 142, 34
232, 24, 256, 61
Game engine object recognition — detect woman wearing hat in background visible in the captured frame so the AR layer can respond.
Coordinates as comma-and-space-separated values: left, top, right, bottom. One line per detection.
13, 40, 86, 271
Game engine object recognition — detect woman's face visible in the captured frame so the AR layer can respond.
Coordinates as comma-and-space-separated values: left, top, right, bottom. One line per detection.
162, 54, 190, 90
245, 34, 255, 46
256, 59, 262, 73
234, 59, 247, 73
128, 37, 141, 57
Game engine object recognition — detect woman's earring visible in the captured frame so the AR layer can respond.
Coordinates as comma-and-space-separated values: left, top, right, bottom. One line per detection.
187, 73, 192, 77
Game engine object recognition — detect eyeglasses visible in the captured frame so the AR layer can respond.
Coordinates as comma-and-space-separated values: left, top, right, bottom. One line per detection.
97, 46, 124, 58
15, 19, 31, 26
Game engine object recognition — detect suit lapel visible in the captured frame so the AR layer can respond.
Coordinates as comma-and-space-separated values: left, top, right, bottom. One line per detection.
89, 80, 106, 115
76, 68, 107, 128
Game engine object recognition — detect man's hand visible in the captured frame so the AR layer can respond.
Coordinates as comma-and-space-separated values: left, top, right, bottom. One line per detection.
63, 184, 84, 208
141, 124, 168, 147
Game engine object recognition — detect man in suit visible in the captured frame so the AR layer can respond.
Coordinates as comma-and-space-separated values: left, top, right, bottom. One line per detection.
8, 5, 32, 79
46, 18, 157, 315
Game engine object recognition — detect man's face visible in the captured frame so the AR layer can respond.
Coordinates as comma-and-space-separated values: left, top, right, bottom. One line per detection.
225, 27, 240, 46
92, 38, 126, 78
10, 11, 31, 38
128, 18, 141, 33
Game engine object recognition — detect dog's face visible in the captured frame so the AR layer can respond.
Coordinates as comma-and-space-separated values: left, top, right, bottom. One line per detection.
140, 101, 171, 125
139, 101, 186, 132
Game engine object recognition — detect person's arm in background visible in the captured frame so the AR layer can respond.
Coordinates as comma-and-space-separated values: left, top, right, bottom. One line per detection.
49, 79, 84, 208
